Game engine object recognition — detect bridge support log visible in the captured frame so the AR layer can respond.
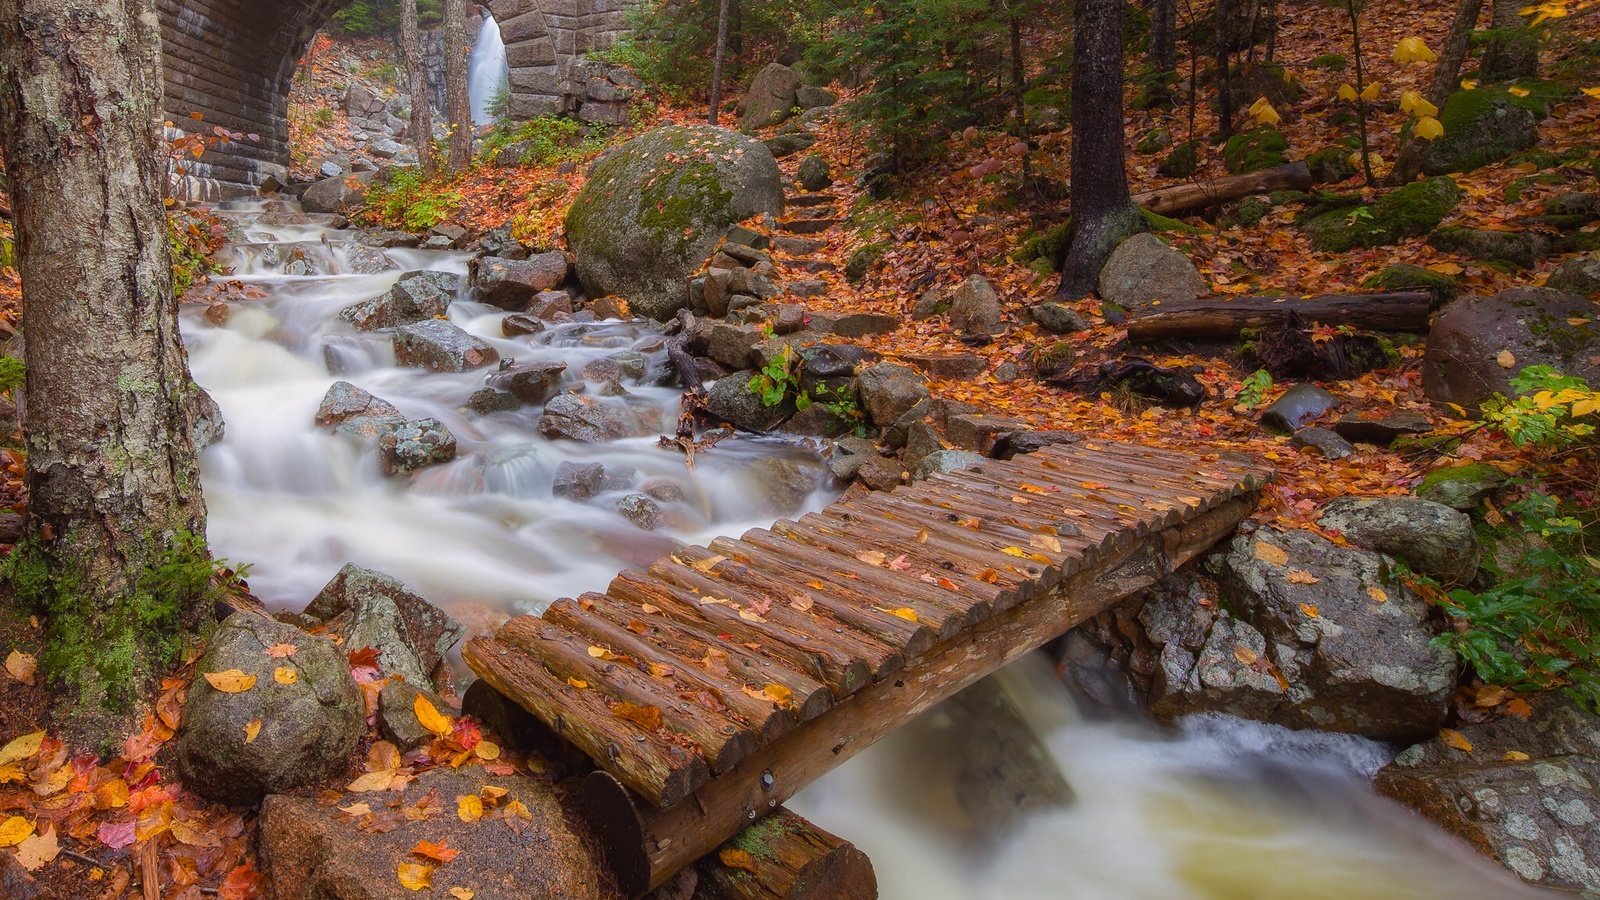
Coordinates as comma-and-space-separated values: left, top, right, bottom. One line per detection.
693, 808, 877, 900
579, 492, 1261, 895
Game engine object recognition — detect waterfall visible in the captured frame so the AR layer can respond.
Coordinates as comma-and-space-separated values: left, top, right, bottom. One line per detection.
467, 13, 509, 127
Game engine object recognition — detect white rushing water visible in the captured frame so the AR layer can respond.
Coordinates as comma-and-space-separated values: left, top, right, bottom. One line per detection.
792, 655, 1545, 900
467, 13, 509, 127
183, 201, 834, 633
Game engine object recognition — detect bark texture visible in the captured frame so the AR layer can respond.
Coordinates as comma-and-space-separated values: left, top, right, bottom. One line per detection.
1151, 0, 1177, 75
0, 0, 209, 716
401, 0, 436, 177
1057, 0, 1143, 299
708, 0, 732, 125
443, 0, 472, 171
1390, 0, 1484, 185
1480, 0, 1539, 81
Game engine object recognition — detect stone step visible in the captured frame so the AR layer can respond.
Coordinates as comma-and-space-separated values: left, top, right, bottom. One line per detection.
787, 193, 837, 208
773, 236, 827, 256
783, 258, 838, 275
791, 206, 840, 221
780, 218, 838, 235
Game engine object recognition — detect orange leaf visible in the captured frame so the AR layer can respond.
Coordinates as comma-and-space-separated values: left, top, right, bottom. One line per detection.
414, 694, 454, 736
456, 794, 484, 823
615, 702, 663, 731
243, 720, 262, 744
412, 840, 460, 863
718, 848, 759, 873
1439, 728, 1473, 752
203, 669, 257, 693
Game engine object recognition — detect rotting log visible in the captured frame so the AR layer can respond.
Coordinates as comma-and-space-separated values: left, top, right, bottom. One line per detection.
1124, 291, 1434, 343
578, 493, 1262, 895
693, 807, 877, 900
1134, 161, 1312, 217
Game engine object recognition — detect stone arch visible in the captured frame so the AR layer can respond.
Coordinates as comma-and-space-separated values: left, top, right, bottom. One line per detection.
157, 0, 633, 198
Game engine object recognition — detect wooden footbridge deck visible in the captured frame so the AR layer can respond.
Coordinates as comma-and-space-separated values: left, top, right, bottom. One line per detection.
464, 441, 1272, 895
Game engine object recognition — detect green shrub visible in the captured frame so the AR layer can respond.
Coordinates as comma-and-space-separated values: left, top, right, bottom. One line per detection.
363, 168, 462, 231
480, 115, 607, 167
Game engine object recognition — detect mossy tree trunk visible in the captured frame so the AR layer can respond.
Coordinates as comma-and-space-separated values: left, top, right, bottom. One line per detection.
401, 0, 436, 177
0, 0, 210, 731
443, 0, 473, 172
1056, 0, 1143, 299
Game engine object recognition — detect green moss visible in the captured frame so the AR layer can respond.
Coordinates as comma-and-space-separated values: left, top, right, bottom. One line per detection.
1223, 126, 1289, 174
1158, 141, 1199, 178
1417, 463, 1506, 509
1226, 197, 1274, 227
729, 813, 797, 863
1012, 222, 1071, 270
1141, 208, 1205, 235
637, 158, 733, 253
1136, 127, 1171, 155
1305, 147, 1358, 185
1300, 177, 1463, 252
1425, 88, 1539, 175
1362, 264, 1460, 303
1311, 53, 1348, 71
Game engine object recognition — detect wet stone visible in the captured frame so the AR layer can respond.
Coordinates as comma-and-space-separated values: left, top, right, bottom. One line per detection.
553, 461, 605, 500
490, 361, 569, 404
616, 493, 664, 530
378, 417, 457, 475
466, 388, 521, 415
1291, 426, 1355, 459
315, 381, 405, 439
393, 319, 500, 372
340, 270, 458, 331
502, 313, 546, 337
1261, 383, 1338, 434
1332, 411, 1432, 446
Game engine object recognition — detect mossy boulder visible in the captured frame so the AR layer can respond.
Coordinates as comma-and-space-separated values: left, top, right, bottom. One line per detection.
1417, 462, 1506, 509
1362, 264, 1461, 304
1422, 89, 1538, 176
1158, 140, 1199, 178
1427, 227, 1555, 269
1305, 146, 1358, 184
566, 125, 784, 320
1223, 126, 1289, 174
1548, 252, 1600, 298
1423, 287, 1600, 410
1299, 177, 1464, 252
1136, 127, 1172, 155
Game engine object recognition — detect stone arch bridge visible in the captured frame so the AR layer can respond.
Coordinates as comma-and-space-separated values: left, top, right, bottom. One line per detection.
158, 0, 629, 197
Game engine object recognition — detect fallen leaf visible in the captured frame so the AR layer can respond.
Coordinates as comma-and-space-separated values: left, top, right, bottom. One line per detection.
204, 669, 257, 693
0, 731, 44, 766
1288, 570, 1320, 585
856, 550, 887, 566
5, 650, 36, 685
689, 554, 726, 573
1502, 750, 1531, 762
171, 818, 221, 848
348, 770, 398, 793
761, 683, 793, 704
566, 677, 588, 689
412, 840, 460, 862
1366, 586, 1389, 603
265, 643, 299, 658
96, 820, 135, 850
414, 694, 454, 737
1298, 603, 1320, 618
274, 666, 299, 685
0, 816, 32, 847
1030, 534, 1062, 553
1497, 350, 1516, 369
890, 607, 920, 623
15, 826, 59, 871
338, 802, 372, 816
1504, 697, 1533, 719
1440, 728, 1474, 752
450, 889, 476, 900
456, 794, 484, 823
1253, 541, 1289, 567
615, 702, 663, 731
244, 719, 263, 744
398, 861, 435, 891
718, 847, 759, 873
1232, 646, 1259, 665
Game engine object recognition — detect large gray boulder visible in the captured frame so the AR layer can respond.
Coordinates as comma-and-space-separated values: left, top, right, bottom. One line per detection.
301, 170, 376, 215
1423, 288, 1600, 410
857, 362, 929, 427
174, 612, 363, 806
566, 126, 785, 320
740, 63, 804, 131
304, 563, 465, 690
1097, 233, 1206, 312
1423, 89, 1539, 177
392, 319, 499, 372
948, 275, 1004, 335
1318, 496, 1479, 583
340, 271, 458, 331
470, 252, 569, 310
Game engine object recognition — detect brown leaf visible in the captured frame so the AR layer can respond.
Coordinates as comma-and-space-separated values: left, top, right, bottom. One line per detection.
1439, 728, 1474, 752
1288, 570, 1320, 585
203, 669, 257, 693
718, 848, 759, 873
615, 702, 663, 731
5, 650, 36, 685
1253, 541, 1289, 567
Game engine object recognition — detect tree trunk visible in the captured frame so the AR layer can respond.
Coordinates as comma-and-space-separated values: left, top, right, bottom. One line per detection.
1346, 0, 1375, 185
0, 0, 209, 725
1215, 0, 1235, 141
444, 0, 473, 171
1151, 0, 1177, 75
1008, 7, 1033, 189
401, 0, 437, 177
1133, 161, 1311, 216
708, 0, 733, 125
1124, 291, 1435, 342
1481, 0, 1539, 81
1390, 0, 1484, 185
1056, 0, 1143, 299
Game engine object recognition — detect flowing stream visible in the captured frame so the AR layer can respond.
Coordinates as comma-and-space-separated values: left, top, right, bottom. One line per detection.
187, 202, 1538, 898
467, 13, 509, 127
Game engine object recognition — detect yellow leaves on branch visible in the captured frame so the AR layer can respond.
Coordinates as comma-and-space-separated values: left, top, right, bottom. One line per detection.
1248, 97, 1280, 127
1393, 37, 1436, 65
1399, 91, 1439, 118
1413, 116, 1445, 141
1337, 82, 1381, 103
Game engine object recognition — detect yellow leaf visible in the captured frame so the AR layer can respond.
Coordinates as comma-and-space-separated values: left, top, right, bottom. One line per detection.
457, 794, 484, 823
414, 694, 454, 737
1298, 603, 1321, 618
450, 889, 476, 900
566, 677, 588, 689
586, 645, 618, 660
915, 527, 929, 543
243, 719, 262, 744
1337, 83, 1358, 102
338, 802, 371, 816
1288, 570, 1320, 585
1460, 78, 1479, 90
1428, 262, 1464, 276
504, 799, 532, 820
33, 764, 71, 797
1573, 399, 1597, 417
761, 683, 794, 705
1502, 750, 1531, 762
1507, 85, 1530, 98
1360, 81, 1381, 102
1366, 585, 1389, 603
1393, 37, 1436, 64
474, 740, 501, 761
1253, 540, 1289, 567
1399, 91, 1439, 118
1249, 98, 1280, 127
1439, 728, 1474, 752
348, 770, 397, 793
0, 731, 44, 767
1232, 646, 1259, 665
171, 818, 221, 848
1413, 115, 1445, 141
14, 826, 58, 871
274, 666, 299, 685
1497, 349, 1517, 369
398, 861, 435, 891
857, 550, 887, 566
890, 607, 920, 623
203, 669, 257, 693
1002, 546, 1028, 558
0, 816, 33, 848
1030, 534, 1062, 553
479, 785, 508, 803
4, 650, 36, 685
1583, 87, 1600, 99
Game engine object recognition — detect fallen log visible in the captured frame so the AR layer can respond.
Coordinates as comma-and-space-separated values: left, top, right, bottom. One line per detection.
1134, 161, 1312, 217
693, 808, 878, 900
1124, 291, 1434, 343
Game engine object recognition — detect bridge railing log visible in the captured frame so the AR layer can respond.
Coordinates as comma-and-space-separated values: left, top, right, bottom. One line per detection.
579, 491, 1262, 896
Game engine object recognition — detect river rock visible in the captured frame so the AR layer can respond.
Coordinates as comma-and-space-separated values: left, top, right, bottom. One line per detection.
566, 125, 784, 320
912, 449, 986, 481
344, 244, 397, 276
378, 417, 457, 476
189, 386, 226, 450
831, 312, 900, 338
488, 361, 568, 404
538, 394, 652, 442
174, 611, 363, 806
745, 457, 816, 514
616, 493, 664, 530
340, 271, 458, 331
1031, 302, 1089, 334
1319, 497, 1478, 583
393, 320, 500, 372
258, 766, 605, 900
1260, 383, 1338, 433
858, 362, 929, 427
1290, 426, 1355, 459
741, 63, 804, 130
301, 171, 375, 215
1331, 410, 1432, 445
553, 461, 605, 500
1097, 233, 1206, 312
1376, 694, 1600, 893
304, 563, 465, 691
706, 371, 789, 432
375, 680, 445, 752
948, 275, 1004, 335
1423, 288, 1600, 410
467, 388, 520, 415
1548, 252, 1600, 298
316, 381, 406, 438
471, 253, 569, 310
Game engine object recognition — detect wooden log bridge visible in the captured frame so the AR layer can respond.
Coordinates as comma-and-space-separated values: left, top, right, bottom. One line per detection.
464, 441, 1273, 895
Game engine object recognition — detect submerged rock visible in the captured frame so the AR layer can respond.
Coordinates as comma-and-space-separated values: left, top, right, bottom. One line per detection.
538, 394, 654, 443
340, 271, 459, 331
316, 381, 406, 439
174, 612, 362, 806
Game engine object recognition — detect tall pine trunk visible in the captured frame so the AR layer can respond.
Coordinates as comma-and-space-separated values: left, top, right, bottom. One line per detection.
444, 0, 473, 171
402, 0, 436, 177
1056, 0, 1143, 299
1151, 0, 1177, 75
1390, 0, 1483, 184
0, 0, 209, 730
708, 0, 733, 125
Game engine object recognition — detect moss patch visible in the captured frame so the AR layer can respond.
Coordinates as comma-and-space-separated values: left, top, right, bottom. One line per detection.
1299, 177, 1464, 252
1423, 88, 1539, 176
1305, 146, 1357, 185
1158, 140, 1199, 178
1362, 264, 1460, 304
1223, 126, 1289, 174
